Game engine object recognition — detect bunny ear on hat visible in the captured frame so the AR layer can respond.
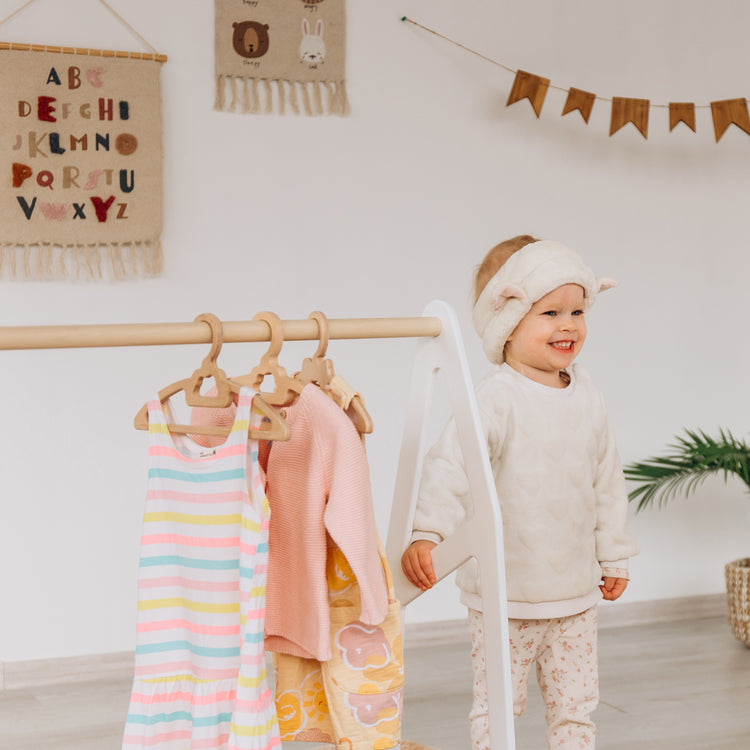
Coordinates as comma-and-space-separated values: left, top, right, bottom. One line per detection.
491, 283, 528, 312
597, 276, 618, 293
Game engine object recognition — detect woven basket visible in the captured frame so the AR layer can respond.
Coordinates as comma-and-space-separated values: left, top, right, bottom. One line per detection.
725, 558, 750, 647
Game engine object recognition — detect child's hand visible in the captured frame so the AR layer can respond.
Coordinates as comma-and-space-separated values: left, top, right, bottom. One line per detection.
600, 576, 628, 601
401, 540, 437, 591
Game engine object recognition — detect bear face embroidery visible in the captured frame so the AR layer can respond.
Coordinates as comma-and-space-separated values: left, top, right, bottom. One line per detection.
232, 21, 270, 58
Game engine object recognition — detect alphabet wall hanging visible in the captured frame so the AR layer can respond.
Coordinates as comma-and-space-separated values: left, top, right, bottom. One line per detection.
0, 1, 167, 281
215, 0, 349, 116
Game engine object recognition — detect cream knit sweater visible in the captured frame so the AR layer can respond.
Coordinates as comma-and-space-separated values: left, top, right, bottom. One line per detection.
412, 363, 638, 619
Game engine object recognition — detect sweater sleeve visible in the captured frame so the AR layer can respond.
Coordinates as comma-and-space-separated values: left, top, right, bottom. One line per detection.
412, 392, 504, 544
321, 401, 388, 626
593, 410, 639, 565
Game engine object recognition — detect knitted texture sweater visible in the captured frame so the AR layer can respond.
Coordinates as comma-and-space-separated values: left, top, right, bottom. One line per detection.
412, 363, 638, 619
262, 384, 387, 660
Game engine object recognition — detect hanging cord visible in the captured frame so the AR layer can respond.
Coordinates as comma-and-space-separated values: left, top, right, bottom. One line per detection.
0, 0, 159, 55
97, 0, 158, 55
0, 0, 36, 28
400, 15, 715, 110
401, 16, 516, 76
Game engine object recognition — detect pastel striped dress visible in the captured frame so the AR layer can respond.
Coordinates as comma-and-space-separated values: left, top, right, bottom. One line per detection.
122, 388, 280, 750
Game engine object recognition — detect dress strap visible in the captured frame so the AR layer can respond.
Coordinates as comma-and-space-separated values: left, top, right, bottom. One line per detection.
225, 386, 253, 445
145, 397, 169, 433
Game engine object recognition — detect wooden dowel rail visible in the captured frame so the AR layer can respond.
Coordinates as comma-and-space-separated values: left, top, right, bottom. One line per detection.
0, 316, 443, 351
0, 41, 167, 62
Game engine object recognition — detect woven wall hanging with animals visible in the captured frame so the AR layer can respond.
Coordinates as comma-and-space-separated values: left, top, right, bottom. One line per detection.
215, 0, 348, 116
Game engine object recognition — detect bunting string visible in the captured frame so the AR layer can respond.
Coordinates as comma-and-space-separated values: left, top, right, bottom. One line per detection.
401, 15, 750, 143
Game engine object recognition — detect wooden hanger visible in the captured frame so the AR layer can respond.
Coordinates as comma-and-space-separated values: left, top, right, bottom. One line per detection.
133, 313, 290, 441
332, 374, 374, 436
232, 311, 303, 406
296, 311, 374, 435
297, 311, 335, 387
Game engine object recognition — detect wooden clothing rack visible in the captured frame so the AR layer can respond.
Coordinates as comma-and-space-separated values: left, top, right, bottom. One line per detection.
0, 316, 443, 350
0, 302, 516, 750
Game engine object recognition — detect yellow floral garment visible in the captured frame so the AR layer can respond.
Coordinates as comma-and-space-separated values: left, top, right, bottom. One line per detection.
274, 541, 403, 749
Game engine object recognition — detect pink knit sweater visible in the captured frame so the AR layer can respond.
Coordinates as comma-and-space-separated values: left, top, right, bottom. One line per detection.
262, 384, 387, 660
191, 384, 388, 661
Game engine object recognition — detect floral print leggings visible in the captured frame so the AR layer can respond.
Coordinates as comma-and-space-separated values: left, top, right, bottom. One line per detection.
468, 606, 599, 750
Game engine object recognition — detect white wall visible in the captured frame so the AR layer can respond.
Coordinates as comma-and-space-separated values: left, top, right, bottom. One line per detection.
1, 0, 749, 663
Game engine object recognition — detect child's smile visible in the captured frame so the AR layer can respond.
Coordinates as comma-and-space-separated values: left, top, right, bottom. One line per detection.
504, 284, 587, 387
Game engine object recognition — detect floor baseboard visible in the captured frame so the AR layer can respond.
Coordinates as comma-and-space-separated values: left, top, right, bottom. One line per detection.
403, 592, 728, 647
1, 650, 135, 692
596, 591, 726, 629
1, 593, 728, 691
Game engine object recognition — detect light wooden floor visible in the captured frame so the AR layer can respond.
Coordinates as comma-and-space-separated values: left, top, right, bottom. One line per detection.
1, 616, 749, 750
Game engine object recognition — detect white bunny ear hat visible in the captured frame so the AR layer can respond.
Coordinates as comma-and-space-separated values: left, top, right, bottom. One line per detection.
472, 240, 617, 365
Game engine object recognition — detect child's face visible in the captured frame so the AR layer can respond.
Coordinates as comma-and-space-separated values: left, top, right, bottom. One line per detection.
504, 283, 586, 387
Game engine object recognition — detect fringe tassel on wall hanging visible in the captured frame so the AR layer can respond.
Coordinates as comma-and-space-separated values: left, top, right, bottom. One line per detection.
215, 0, 348, 117
0, 241, 163, 281
215, 75, 349, 116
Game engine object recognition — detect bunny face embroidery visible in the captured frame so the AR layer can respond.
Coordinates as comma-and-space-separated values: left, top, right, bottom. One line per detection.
300, 18, 326, 63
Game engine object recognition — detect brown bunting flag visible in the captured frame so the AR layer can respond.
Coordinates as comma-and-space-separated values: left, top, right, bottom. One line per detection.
610, 97, 649, 139
562, 87, 596, 123
506, 70, 550, 118
710, 98, 750, 142
669, 103, 696, 132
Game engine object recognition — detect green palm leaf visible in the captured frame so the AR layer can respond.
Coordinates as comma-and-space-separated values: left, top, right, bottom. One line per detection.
624, 428, 750, 512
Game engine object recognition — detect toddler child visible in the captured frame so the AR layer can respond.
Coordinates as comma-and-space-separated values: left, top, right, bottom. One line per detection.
401, 235, 638, 750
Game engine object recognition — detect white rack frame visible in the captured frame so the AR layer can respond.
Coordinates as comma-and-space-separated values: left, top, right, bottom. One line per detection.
386, 301, 515, 750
